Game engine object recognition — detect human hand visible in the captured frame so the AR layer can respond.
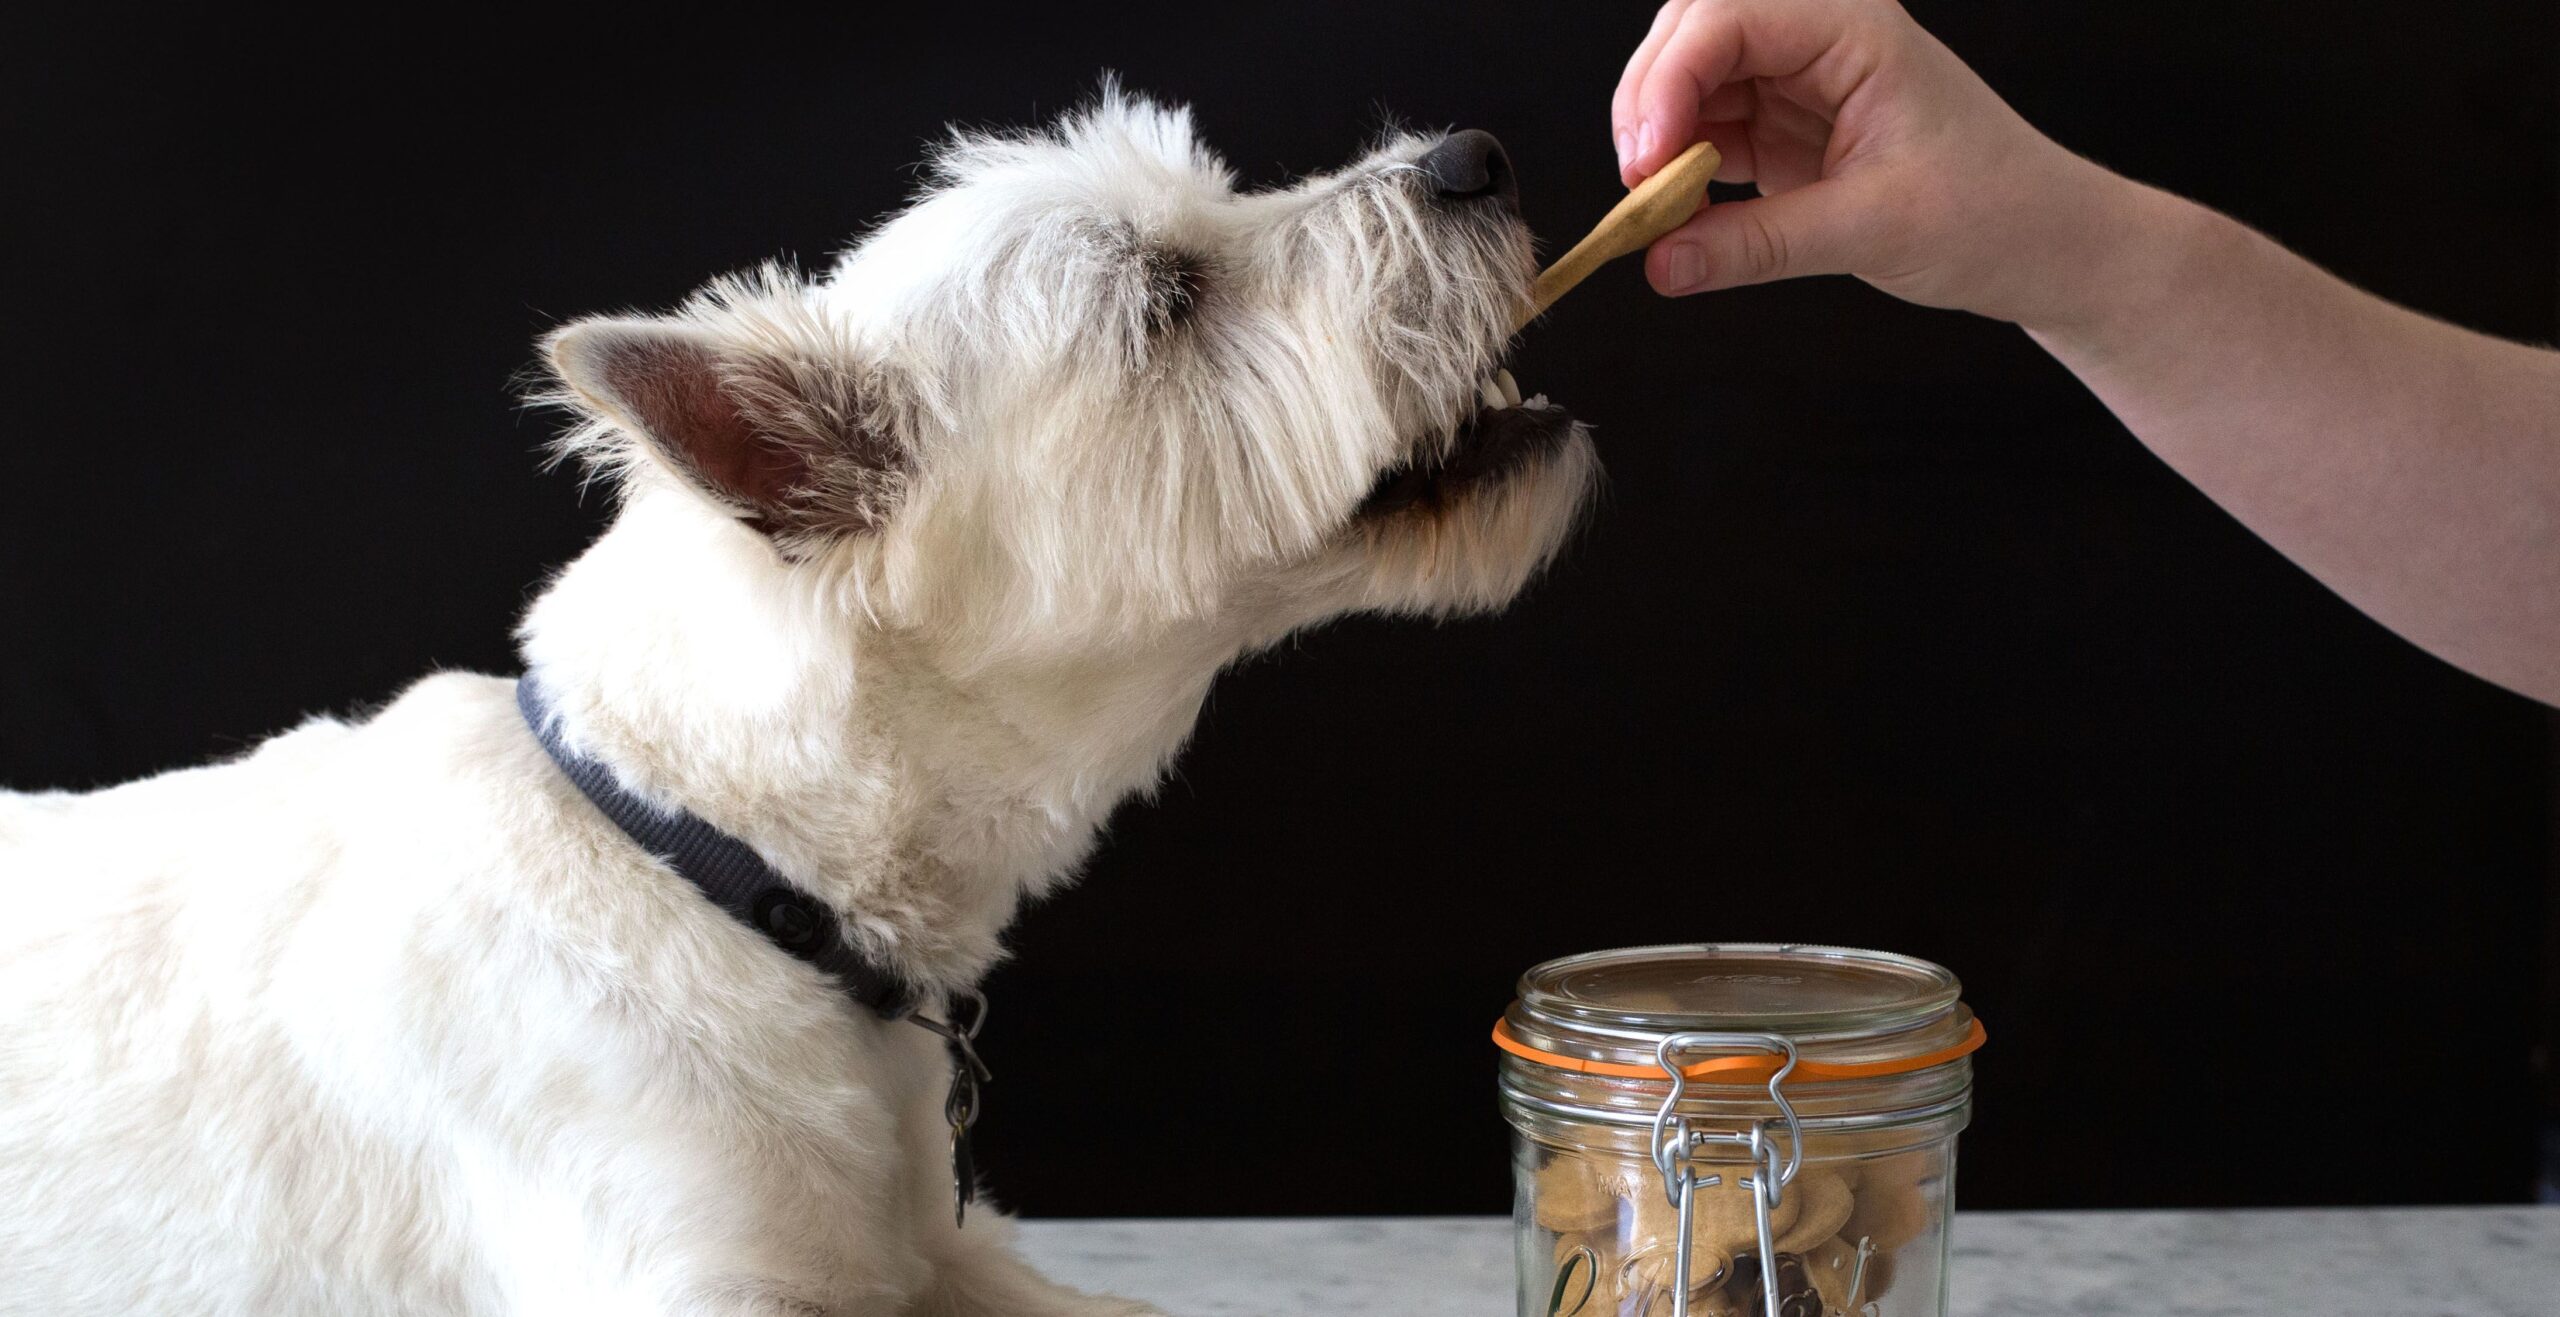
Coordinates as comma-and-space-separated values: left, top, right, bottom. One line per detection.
1611, 0, 2152, 328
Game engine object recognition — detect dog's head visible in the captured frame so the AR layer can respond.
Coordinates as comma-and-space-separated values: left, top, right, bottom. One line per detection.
543, 89, 1596, 662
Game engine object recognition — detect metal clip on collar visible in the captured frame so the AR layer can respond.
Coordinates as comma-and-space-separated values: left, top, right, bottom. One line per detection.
1649, 1032, 1806, 1317
912, 988, 992, 1227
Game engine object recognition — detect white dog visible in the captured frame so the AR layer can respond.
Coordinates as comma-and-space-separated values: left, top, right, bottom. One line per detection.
0, 91, 1595, 1315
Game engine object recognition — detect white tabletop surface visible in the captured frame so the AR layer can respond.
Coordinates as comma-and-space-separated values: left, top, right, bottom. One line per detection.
1017, 1207, 2559, 1316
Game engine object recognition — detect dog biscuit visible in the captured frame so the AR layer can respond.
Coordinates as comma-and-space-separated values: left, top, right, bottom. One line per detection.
1839, 1153, 1933, 1254
1619, 1237, 1734, 1301
1770, 1170, 1853, 1255
1711, 1250, 1824, 1317
1536, 1151, 1944, 1316
1537, 1152, 1626, 1233
1798, 1236, 1863, 1313
1517, 140, 1722, 328
1633, 1164, 1804, 1264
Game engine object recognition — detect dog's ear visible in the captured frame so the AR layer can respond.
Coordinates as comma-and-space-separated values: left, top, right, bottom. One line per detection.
545, 316, 907, 540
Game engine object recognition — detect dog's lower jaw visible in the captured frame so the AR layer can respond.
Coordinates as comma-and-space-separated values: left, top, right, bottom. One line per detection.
1342, 426, 1601, 619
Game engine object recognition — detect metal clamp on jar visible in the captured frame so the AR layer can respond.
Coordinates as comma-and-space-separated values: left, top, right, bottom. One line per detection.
1496, 945, 1986, 1317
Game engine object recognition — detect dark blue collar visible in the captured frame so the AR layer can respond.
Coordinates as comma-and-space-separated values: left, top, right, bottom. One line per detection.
515, 674, 920, 1021
517, 674, 996, 1226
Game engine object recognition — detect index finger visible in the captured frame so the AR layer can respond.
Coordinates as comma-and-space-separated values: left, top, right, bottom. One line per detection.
1626, 0, 1882, 182
1612, 1, 1693, 150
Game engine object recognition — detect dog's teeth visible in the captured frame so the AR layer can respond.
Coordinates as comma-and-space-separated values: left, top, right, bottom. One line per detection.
1478, 374, 1506, 411
1526, 392, 1551, 408
1495, 368, 1522, 408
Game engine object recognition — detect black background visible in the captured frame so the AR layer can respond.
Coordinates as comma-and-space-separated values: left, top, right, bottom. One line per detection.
4, 3, 2553, 1215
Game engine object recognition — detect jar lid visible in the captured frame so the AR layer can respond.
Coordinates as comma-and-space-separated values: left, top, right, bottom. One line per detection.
1497, 943, 1983, 1083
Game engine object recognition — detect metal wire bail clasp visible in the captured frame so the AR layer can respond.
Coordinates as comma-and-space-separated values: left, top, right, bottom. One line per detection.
1649, 1031, 1806, 1317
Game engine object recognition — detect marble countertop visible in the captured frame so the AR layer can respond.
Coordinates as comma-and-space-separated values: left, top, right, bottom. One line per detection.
1018, 1207, 2558, 1315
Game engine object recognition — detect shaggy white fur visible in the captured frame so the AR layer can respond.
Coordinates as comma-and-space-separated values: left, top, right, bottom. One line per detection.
0, 90, 1597, 1315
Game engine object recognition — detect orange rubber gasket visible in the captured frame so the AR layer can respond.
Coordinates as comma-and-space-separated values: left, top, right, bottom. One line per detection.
1493, 1016, 1986, 1084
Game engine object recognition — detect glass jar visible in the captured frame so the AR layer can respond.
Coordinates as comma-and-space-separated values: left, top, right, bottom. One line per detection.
1497, 944, 1984, 1317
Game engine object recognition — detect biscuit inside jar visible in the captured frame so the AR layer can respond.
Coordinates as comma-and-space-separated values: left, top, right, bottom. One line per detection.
1840, 1149, 1932, 1254
1538, 1150, 1920, 1317
1768, 1170, 1852, 1254
1630, 1159, 1804, 1263
1535, 1152, 1624, 1234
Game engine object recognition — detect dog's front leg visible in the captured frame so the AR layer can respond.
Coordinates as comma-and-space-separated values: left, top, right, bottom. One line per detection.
909, 1243, 1164, 1317
888, 1050, 1162, 1317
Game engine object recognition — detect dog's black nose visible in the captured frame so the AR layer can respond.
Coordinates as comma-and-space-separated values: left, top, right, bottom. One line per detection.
1418, 129, 1516, 205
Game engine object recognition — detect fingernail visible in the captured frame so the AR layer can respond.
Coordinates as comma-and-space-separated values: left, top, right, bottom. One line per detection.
1635, 121, 1656, 167
1614, 130, 1633, 172
1662, 243, 1705, 293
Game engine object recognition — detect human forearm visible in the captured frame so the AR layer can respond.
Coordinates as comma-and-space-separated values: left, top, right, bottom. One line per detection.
2027, 180, 2560, 701
1615, 0, 2560, 699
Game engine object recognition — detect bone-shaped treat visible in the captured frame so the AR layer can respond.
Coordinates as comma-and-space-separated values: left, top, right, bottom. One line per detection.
1517, 140, 1722, 329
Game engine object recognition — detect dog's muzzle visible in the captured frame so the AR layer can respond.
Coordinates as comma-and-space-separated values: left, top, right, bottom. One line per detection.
1418, 128, 1518, 208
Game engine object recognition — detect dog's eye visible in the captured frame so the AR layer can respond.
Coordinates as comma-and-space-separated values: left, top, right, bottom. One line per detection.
1140, 247, 1204, 333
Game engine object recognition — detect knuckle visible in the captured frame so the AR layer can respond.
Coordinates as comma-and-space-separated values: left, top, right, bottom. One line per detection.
1737, 212, 1791, 280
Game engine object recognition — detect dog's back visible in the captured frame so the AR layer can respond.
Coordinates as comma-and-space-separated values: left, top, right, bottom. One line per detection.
0, 677, 521, 1313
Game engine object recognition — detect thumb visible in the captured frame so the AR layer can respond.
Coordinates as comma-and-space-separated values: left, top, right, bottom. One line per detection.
1645, 180, 1868, 295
